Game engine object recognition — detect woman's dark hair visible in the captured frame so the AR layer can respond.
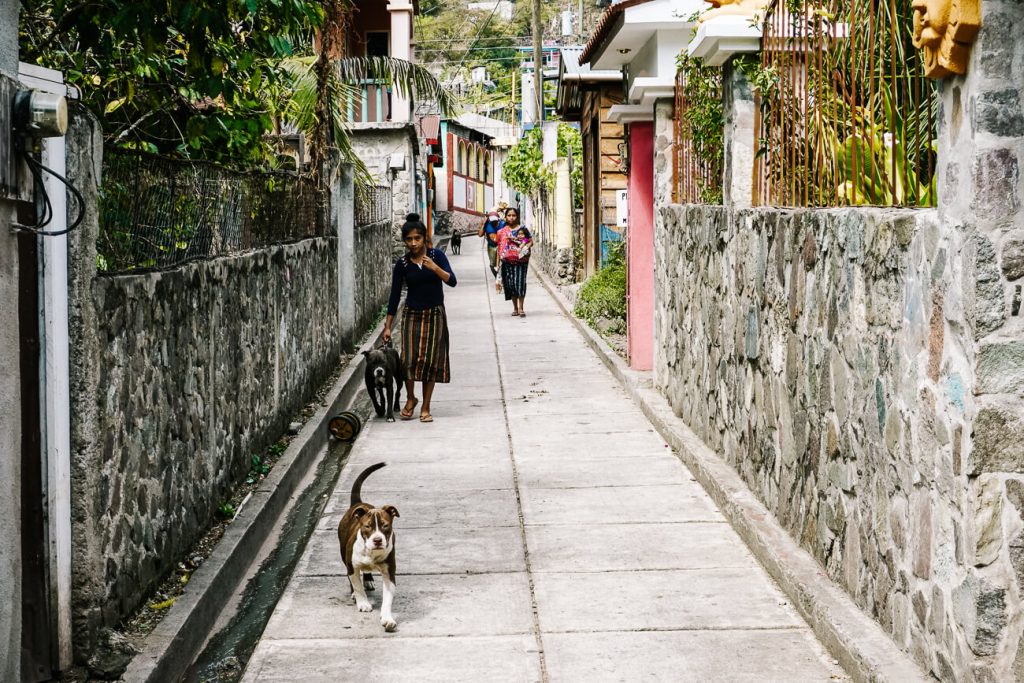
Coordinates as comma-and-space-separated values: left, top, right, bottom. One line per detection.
401, 212, 427, 239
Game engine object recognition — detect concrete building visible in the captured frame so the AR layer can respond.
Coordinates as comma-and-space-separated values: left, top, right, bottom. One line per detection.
345, 0, 430, 239
434, 113, 515, 235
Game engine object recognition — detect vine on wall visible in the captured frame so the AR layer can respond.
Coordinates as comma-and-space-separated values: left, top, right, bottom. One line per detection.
675, 52, 725, 204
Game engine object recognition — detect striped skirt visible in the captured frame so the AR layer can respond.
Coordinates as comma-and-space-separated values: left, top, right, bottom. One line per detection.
401, 305, 451, 383
501, 261, 528, 300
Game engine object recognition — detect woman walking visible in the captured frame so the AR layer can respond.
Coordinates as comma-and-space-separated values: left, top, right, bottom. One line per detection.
383, 213, 457, 422
496, 207, 532, 317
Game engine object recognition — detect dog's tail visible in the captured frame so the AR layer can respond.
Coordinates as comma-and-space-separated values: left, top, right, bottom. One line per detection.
350, 462, 387, 506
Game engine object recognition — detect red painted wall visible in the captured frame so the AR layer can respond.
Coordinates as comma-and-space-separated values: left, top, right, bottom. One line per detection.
626, 122, 653, 371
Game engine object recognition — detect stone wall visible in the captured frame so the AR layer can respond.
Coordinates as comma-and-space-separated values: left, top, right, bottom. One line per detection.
350, 125, 420, 255
654, 203, 1024, 681
64, 114, 394, 658
69, 237, 342, 652
353, 219, 393, 333
531, 240, 575, 285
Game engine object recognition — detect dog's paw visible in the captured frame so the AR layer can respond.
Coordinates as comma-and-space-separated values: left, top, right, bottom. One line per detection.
357, 601, 373, 612
386, 416, 395, 423
381, 617, 397, 632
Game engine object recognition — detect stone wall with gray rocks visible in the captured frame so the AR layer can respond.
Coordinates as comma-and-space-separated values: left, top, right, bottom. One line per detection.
354, 219, 393, 333
655, 203, 1023, 681
68, 236, 342, 654
64, 113, 397, 659
531, 240, 575, 285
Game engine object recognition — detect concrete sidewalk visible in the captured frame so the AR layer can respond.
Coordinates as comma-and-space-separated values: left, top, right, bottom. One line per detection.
241, 237, 848, 682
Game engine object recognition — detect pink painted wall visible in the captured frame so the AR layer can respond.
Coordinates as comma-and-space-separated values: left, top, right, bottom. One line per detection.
626, 122, 654, 371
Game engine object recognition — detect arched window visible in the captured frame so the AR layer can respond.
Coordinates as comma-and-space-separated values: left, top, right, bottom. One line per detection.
484, 152, 491, 184
456, 140, 464, 174
476, 146, 483, 180
469, 146, 477, 180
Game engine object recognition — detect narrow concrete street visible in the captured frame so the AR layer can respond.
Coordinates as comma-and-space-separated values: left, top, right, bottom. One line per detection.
241, 237, 848, 682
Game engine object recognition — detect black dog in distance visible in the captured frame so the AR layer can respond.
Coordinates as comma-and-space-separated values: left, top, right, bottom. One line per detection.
363, 346, 404, 422
450, 231, 462, 255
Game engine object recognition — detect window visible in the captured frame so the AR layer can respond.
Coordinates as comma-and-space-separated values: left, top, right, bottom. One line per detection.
484, 153, 491, 184
366, 31, 389, 58
456, 140, 463, 173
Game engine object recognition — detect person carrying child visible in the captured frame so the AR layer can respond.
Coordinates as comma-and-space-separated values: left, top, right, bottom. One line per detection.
477, 201, 507, 276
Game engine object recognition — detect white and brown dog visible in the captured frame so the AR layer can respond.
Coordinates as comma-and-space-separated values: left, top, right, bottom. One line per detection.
337, 462, 399, 631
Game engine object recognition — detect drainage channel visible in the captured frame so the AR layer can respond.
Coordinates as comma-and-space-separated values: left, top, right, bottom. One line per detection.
186, 397, 372, 683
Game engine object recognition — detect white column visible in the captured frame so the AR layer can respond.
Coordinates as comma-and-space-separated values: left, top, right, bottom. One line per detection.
388, 0, 414, 123
554, 157, 573, 250
335, 161, 356, 348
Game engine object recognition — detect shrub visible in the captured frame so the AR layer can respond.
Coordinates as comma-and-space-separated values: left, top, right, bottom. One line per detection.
574, 241, 626, 335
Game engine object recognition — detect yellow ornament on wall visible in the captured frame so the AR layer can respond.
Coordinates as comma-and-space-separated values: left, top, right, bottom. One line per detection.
912, 0, 982, 78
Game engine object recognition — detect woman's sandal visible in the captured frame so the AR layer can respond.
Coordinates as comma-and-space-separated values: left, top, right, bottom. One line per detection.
419, 412, 433, 423
400, 398, 418, 420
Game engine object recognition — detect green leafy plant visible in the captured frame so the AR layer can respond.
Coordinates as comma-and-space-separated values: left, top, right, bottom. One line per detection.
251, 454, 271, 476
502, 127, 549, 198
574, 241, 626, 336
675, 53, 724, 204
557, 124, 584, 209
216, 502, 236, 520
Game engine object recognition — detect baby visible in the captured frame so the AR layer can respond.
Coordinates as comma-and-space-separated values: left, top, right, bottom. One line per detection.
512, 227, 532, 259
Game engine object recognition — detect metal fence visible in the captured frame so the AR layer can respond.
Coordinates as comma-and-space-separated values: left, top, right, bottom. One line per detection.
355, 185, 392, 227
752, 0, 937, 208
673, 67, 724, 205
98, 149, 326, 273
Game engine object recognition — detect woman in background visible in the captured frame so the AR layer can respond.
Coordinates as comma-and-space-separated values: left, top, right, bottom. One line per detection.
495, 207, 532, 317
383, 213, 457, 422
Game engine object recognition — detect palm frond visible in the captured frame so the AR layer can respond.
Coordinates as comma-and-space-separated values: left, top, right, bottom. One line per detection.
337, 56, 460, 117
278, 56, 372, 191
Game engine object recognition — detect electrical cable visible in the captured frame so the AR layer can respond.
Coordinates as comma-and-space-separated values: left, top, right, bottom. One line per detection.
14, 149, 86, 237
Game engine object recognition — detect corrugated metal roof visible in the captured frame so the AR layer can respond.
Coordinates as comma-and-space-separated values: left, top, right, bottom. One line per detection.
416, 114, 441, 143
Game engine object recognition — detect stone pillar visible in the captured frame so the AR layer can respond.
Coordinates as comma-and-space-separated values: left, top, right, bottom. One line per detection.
931, 1, 1024, 680
554, 158, 572, 251
332, 157, 357, 349
0, 4, 21, 680
722, 60, 755, 208
387, 0, 414, 123
652, 98, 675, 385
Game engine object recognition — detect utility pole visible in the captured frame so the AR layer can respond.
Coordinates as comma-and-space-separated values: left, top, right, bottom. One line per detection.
531, 0, 543, 124
511, 68, 518, 136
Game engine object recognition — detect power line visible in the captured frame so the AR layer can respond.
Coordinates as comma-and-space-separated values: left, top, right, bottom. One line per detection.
454, 0, 505, 72
411, 35, 537, 44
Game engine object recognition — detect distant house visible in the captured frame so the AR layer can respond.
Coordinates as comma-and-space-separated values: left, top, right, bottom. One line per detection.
434, 113, 515, 234
344, 0, 430, 239
555, 45, 625, 279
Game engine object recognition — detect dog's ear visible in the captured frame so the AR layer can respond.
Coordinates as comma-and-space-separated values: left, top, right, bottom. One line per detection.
383, 505, 399, 519
352, 503, 371, 518
361, 350, 370, 358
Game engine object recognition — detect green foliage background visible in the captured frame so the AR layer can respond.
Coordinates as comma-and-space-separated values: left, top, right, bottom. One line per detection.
20, 0, 323, 166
